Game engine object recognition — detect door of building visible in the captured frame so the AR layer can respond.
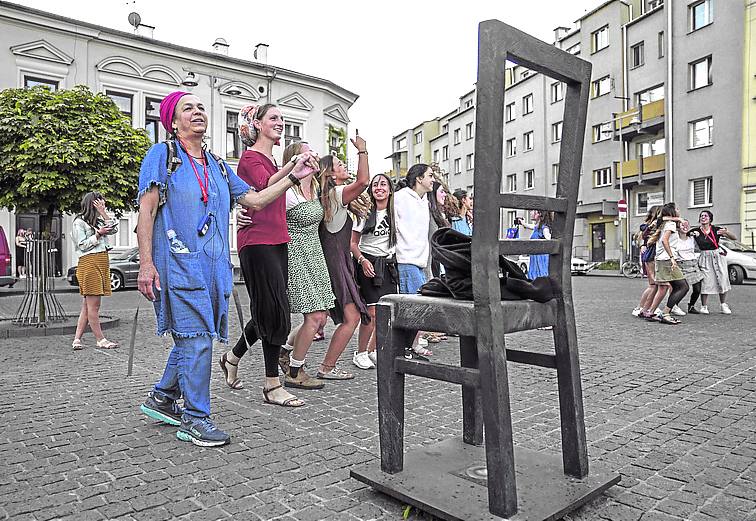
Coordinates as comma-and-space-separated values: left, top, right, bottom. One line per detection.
591, 223, 606, 262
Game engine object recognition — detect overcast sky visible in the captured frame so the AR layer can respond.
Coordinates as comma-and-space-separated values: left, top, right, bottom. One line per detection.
18, 0, 601, 172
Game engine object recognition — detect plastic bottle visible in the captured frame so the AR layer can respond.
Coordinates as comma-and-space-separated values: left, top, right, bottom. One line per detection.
166, 229, 189, 253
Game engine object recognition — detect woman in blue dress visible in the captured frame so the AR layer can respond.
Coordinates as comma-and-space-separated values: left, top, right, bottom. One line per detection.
135, 91, 314, 447
521, 210, 553, 280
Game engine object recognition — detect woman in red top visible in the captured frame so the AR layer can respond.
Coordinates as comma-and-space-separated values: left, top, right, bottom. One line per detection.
218, 103, 316, 407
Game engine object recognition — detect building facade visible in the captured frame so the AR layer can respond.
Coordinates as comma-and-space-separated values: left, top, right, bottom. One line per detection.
0, 1, 357, 275
391, 0, 752, 260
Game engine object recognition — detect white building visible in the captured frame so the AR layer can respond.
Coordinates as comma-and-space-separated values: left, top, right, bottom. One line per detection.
0, 1, 358, 276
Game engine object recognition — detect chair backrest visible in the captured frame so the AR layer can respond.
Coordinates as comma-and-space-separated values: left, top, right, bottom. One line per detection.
471, 20, 592, 323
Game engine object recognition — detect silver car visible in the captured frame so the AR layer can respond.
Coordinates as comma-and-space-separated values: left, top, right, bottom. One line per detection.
721, 238, 756, 285
67, 247, 140, 291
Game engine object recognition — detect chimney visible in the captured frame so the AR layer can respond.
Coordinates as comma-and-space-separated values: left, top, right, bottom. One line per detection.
136, 23, 155, 38
212, 38, 229, 55
553, 26, 571, 42
254, 43, 269, 64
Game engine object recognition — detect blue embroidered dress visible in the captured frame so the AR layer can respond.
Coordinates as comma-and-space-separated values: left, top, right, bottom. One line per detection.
137, 143, 251, 342
528, 224, 550, 280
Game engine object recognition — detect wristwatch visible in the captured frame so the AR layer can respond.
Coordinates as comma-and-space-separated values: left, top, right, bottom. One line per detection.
287, 172, 301, 186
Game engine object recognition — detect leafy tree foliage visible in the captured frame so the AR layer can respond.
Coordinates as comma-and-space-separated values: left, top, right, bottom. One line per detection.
0, 85, 151, 217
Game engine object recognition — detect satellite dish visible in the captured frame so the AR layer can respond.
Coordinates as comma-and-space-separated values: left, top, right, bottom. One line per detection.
127, 12, 142, 29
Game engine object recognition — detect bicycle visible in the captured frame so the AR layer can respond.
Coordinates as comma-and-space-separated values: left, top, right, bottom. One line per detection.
620, 259, 643, 278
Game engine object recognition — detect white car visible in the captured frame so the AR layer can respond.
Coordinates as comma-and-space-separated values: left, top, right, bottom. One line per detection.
515, 255, 598, 277
720, 238, 756, 285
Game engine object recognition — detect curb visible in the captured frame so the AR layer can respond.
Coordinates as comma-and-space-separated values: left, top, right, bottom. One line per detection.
0, 315, 121, 339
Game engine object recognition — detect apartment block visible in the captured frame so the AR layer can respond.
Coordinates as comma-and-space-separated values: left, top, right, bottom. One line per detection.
391, 0, 751, 261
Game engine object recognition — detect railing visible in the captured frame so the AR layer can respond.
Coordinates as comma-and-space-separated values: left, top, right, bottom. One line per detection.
13, 237, 67, 326
615, 99, 665, 130
620, 153, 666, 177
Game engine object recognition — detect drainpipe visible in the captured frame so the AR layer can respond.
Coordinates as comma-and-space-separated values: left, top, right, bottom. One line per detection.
665, 1, 674, 201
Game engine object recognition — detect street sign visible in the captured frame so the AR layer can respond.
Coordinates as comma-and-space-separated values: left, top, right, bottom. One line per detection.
618, 199, 627, 218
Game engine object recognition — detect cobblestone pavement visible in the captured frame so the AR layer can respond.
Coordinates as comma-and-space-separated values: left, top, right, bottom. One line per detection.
0, 277, 754, 521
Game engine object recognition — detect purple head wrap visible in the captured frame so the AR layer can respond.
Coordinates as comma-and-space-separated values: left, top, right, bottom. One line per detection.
159, 91, 190, 134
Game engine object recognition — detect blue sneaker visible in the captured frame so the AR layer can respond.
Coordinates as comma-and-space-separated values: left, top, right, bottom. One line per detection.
176, 416, 230, 447
140, 392, 183, 426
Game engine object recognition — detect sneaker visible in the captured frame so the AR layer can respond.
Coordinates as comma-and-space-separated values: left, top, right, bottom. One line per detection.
687, 305, 700, 314
367, 351, 377, 366
655, 307, 664, 316
404, 349, 429, 362
721, 303, 732, 315
176, 416, 230, 447
352, 351, 375, 370
316, 366, 354, 380
671, 305, 686, 316
140, 392, 183, 426
700, 305, 709, 315
631, 307, 642, 317
283, 369, 325, 390
412, 337, 433, 356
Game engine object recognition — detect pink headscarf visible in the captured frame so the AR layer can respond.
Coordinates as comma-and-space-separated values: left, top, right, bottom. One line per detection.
159, 91, 190, 134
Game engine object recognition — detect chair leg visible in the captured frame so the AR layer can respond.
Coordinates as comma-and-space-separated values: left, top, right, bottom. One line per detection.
553, 298, 589, 478
459, 336, 483, 446
476, 334, 518, 517
375, 303, 410, 474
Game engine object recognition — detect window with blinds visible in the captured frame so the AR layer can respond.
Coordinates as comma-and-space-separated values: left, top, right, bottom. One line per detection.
690, 177, 712, 207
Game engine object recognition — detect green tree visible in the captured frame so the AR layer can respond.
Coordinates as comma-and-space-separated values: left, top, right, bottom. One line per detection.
0, 85, 151, 221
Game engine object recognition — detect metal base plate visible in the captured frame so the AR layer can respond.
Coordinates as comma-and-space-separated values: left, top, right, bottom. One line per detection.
350, 438, 620, 521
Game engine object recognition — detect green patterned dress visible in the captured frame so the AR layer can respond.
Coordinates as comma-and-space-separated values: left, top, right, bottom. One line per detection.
286, 198, 335, 313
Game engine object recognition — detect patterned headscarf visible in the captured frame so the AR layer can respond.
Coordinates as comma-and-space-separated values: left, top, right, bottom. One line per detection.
238, 104, 259, 147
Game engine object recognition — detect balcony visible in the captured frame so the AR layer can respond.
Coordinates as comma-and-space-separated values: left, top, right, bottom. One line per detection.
615, 99, 665, 139
616, 153, 666, 188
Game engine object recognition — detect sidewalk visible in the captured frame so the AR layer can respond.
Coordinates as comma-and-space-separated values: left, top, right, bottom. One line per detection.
0, 277, 754, 521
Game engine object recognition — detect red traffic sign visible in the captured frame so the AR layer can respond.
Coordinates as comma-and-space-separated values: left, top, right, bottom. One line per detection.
617, 199, 627, 212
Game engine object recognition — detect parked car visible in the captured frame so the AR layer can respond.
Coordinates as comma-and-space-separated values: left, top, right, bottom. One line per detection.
0, 226, 17, 288
515, 255, 598, 277
67, 247, 140, 291
720, 238, 756, 285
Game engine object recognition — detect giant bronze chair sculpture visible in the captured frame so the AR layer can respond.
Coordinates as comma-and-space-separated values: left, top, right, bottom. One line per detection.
351, 21, 620, 520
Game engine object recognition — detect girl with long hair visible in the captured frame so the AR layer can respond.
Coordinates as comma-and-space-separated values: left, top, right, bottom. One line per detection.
649, 202, 689, 324
71, 192, 118, 350
520, 209, 554, 280
218, 104, 317, 407
632, 205, 662, 317
314, 135, 371, 379
350, 173, 398, 369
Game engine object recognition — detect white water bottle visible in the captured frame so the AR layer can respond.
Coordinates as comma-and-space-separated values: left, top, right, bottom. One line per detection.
166, 229, 189, 253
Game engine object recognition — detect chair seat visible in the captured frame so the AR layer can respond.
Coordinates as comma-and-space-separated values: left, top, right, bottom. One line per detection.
379, 294, 558, 337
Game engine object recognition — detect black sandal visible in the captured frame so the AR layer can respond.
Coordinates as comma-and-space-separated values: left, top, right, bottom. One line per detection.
262, 385, 305, 407
219, 353, 244, 389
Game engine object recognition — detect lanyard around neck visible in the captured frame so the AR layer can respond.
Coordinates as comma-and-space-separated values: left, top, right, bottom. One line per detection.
703, 226, 718, 249
180, 140, 209, 205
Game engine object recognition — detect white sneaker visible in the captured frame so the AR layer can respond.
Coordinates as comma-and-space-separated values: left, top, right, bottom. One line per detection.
671, 305, 686, 316
352, 351, 375, 370
412, 337, 433, 356
700, 305, 709, 314
655, 307, 664, 316
721, 303, 732, 315
631, 307, 642, 317
367, 351, 377, 366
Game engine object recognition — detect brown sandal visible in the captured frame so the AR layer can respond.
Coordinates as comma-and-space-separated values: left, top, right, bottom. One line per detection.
263, 385, 305, 407
219, 353, 244, 389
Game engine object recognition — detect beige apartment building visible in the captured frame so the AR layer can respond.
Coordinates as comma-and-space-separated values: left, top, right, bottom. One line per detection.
390, 0, 752, 261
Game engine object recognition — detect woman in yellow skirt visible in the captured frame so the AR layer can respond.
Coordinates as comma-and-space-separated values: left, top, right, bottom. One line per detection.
71, 192, 119, 350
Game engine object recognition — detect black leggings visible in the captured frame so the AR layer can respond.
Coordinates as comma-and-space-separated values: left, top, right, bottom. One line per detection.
688, 281, 702, 307
232, 320, 280, 378
666, 279, 690, 310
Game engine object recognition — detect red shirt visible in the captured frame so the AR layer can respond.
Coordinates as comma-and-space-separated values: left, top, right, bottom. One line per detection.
236, 150, 290, 248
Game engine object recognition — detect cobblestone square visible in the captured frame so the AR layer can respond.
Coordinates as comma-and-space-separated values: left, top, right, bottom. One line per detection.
1, 276, 754, 520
